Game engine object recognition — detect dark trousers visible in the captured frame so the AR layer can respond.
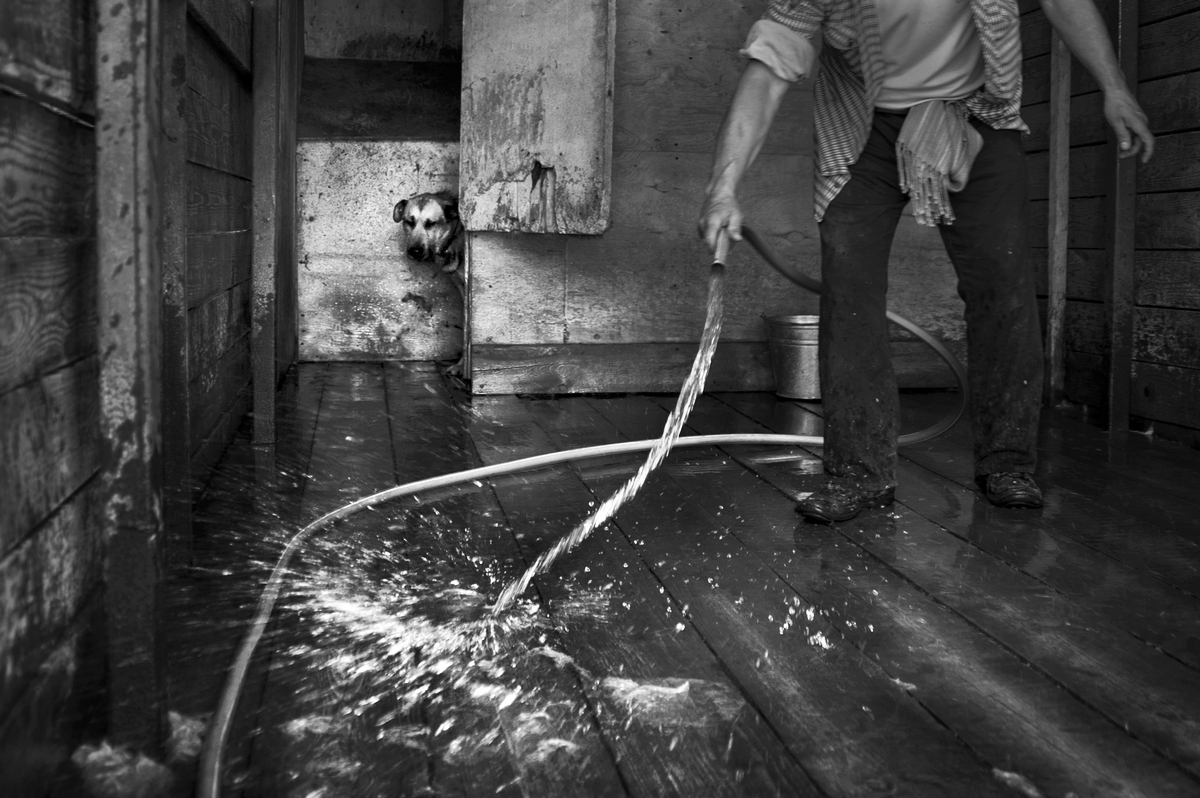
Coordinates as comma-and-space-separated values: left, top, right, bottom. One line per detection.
817, 110, 1043, 490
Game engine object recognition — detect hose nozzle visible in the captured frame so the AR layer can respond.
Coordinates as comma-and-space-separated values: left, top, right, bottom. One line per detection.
712, 229, 731, 265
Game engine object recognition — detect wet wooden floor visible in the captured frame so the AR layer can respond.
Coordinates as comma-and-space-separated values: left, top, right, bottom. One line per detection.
175, 361, 1200, 798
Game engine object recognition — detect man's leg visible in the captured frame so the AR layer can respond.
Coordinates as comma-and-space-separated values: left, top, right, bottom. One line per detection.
801, 112, 909, 522
938, 120, 1044, 504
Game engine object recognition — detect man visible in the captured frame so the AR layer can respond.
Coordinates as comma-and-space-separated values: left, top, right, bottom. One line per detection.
699, 0, 1154, 523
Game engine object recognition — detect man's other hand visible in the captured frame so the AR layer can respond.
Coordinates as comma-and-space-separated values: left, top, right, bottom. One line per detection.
1105, 87, 1154, 162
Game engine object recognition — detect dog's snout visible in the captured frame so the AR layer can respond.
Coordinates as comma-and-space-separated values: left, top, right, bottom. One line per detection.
407, 245, 427, 260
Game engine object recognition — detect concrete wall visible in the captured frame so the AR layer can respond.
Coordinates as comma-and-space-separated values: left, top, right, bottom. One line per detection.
298, 141, 462, 361
304, 0, 463, 61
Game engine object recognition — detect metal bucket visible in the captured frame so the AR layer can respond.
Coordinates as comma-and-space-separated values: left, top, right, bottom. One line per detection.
765, 314, 821, 400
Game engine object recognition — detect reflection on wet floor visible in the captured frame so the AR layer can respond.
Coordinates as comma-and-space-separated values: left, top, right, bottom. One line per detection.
169, 362, 1200, 798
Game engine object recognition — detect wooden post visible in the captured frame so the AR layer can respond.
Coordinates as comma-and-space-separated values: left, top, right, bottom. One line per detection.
1044, 32, 1071, 407
160, 0, 192, 565
95, 0, 166, 752
1104, 0, 1139, 433
251, 0, 303, 444
252, 0, 282, 445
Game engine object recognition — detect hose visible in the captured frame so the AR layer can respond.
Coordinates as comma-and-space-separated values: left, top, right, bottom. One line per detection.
197, 224, 967, 797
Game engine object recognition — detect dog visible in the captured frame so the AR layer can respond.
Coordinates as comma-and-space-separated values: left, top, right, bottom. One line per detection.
393, 191, 466, 375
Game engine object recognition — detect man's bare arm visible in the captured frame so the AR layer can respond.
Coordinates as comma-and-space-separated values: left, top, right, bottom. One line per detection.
1040, 0, 1154, 161
698, 60, 792, 252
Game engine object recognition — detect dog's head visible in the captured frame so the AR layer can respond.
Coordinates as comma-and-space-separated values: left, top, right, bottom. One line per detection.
393, 193, 461, 263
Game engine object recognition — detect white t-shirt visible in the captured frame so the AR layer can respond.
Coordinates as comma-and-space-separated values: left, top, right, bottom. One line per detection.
875, 0, 986, 109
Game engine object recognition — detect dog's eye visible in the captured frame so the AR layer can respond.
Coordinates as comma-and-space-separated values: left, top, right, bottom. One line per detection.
424, 220, 434, 229
403, 219, 415, 228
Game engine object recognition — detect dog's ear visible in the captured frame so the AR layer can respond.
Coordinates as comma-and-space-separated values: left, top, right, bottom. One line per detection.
393, 199, 408, 223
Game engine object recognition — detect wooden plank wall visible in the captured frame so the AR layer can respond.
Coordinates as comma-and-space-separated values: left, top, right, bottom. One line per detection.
468, 0, 968, 395
1025, 0, 1200, 447
185, 0, 255, 484
0, 0, 107, 791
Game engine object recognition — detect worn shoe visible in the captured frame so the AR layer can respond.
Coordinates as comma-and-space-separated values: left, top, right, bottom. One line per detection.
796, 482, 895, 524
979, 472, 1043, 509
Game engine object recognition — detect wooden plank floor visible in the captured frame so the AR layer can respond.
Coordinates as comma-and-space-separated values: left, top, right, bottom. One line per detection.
178, 361, 1200, 798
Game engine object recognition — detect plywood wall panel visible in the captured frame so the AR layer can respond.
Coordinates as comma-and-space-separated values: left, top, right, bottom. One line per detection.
0, 357, 100, 557
0, 96, 94, 238
0, 487, 100, 722
460, 0, 614, 233
0, 0, 94, 112
0, 238, 96, 395
469, 233, 569, 345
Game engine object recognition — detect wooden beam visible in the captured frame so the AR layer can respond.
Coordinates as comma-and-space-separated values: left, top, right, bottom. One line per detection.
251, 0, 303, 443
161, 0, 193, 565
251, 0, 281, 444
1045, 32, 1071, 407
1104, 0, 1139, 432
95, 0, 165, 752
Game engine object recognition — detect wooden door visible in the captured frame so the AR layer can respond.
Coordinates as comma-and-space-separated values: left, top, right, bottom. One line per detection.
459, 0, 615, 234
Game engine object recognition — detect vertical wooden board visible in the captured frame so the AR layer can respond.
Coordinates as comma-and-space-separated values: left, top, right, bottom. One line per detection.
1103, 0, 1139, 432
162, 0, 193, 565
460, 0, 614, 233
251, 0, 282, 446
274, 0, 304, 383
0, 0, 94, 112
0, 238, 96, 395
0, 95, 95, 238
1045, 32, 1071, 405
